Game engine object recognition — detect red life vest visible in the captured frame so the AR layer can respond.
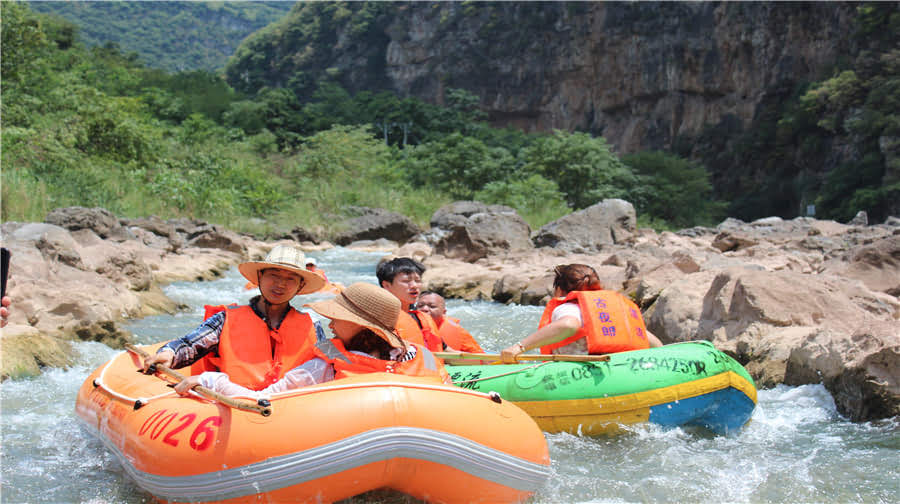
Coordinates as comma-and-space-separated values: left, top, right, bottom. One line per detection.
538, 290, 650, 355
189, 304, 317, 390
438, 317, 483, 353
313, 338, 451, 384
396, 310, 443, 352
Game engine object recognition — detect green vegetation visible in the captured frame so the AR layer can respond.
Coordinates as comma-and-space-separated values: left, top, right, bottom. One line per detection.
0, 2, 799, 239
695, 3, 899, 223
27, 1, 294, 72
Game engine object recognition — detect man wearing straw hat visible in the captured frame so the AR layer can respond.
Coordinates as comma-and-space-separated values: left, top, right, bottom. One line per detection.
171, 282, 451, 397
142, 245, 327, 391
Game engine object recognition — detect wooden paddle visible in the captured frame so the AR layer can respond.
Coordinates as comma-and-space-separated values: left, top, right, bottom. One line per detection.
125, 344, 272, 417
434, 351, 610, 363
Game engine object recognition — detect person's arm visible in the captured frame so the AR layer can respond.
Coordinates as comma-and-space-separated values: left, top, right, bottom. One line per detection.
500, 316, 581, 363
174, 358, 334, 398
646, 329, 664, 348
142, 312, 225, 373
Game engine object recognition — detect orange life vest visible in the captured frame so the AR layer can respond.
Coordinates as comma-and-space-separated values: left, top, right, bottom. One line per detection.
313, 338, 451, 384
438, 317, 484, 353
396, 310, 443, 352
538, 290, 650, 355
189, 304, 317, 390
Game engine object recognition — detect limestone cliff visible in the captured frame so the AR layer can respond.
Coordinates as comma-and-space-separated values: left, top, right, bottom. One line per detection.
228, 2, 855, 153
226, 2, 898, 221
384, 2, 856, 154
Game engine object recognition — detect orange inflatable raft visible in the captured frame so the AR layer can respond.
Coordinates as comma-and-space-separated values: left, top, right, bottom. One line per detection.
75, 343, 550, 503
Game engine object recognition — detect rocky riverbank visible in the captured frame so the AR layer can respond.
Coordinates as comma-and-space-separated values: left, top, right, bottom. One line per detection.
2, 202, 897, 422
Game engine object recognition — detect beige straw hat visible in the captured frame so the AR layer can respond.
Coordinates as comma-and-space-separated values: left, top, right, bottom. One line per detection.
238, 245, 326, 295
304, 282, 404, 349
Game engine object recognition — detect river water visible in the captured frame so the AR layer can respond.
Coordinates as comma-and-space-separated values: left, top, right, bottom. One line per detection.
2, 248, 897, 503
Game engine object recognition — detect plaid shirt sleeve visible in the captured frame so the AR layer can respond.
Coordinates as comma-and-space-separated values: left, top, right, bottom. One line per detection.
159, 311, 226, 369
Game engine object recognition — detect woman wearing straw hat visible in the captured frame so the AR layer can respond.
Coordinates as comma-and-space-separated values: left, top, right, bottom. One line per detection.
142, 245, 327, 391
307, 282, 450, 383
171, 282, 451, 398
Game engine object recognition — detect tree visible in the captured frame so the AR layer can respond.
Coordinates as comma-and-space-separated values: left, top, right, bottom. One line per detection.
1, 2, 48, 83
401, 133, 513, 199
622, 151, 726, 228
521, 130, 637, 209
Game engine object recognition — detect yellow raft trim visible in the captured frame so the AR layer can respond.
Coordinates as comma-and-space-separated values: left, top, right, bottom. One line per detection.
514, 370, 757, 435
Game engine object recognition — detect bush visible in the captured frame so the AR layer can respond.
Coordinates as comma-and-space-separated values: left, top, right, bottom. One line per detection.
401, 133, 513, 198
520, 130, 637, 209
474, 174, 569, 228
288, 124, 401, 183
622, 151, 726, 228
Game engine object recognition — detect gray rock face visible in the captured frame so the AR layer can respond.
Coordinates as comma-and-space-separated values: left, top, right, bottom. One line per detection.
234, 2, 855, 157
430, 201, 520, 230
533, 199, 636, 252
45, 206, 122, 239
122, 215, 184, 252
431, 202, 532, 262
332, 207, 421, 246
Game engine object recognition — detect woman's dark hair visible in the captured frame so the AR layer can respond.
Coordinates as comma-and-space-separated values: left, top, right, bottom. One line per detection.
376, 257, 425, 285
552, 264, 603, 294
346, 328, 394, 360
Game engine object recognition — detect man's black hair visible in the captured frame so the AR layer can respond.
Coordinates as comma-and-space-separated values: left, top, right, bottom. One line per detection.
376, 257, 425, 286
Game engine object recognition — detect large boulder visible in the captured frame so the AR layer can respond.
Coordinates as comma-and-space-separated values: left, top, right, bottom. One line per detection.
13, 222, 87, 270
0, 209, 275, 380
533, 199, 636, 252
333, 207, 421, 246
122, 215, 185, 252
821, 235, 900, 297
431, 202, 533, 262
430, 201, 519, 230
45, 206, 124, 240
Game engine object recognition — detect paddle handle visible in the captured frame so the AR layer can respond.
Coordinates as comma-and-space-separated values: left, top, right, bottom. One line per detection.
125, 344, 272, 416
434, 352, 610, 363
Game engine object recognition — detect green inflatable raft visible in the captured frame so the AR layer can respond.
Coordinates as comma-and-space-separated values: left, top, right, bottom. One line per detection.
445, 341, 756, 436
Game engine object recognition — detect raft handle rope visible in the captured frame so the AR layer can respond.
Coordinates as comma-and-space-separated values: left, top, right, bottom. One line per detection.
121, 344, 272, 417
91, 353, 178, 410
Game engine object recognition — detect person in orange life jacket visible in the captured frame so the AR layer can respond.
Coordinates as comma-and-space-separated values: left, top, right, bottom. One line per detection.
375, 257, 443, 352
416, 291, 484, 353
306, 282, 451, 383
171, 282, 451, 397
305, 257, 328, 282
141, 245, 327, 391
500, 264, 663, 363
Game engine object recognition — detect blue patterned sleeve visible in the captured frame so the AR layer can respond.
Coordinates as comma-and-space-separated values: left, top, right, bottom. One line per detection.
159, 311, 226, 369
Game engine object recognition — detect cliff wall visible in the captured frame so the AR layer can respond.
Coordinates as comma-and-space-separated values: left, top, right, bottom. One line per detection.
383, 2, 856, 154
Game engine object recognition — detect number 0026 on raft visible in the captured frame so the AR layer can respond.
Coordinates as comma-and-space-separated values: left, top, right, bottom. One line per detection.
75, 342, 550, 504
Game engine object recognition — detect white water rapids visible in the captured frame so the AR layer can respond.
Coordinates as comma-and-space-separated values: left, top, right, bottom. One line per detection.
2, 248, 897, 503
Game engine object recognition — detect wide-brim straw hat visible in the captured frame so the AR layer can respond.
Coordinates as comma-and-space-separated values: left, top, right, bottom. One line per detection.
305, 282, 404, 349
239, 245, 326, 295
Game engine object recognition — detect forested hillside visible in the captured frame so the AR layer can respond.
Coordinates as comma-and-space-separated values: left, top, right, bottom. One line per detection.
225, 2, 900, 223
2, 1, 727, 237
27, 1, 294, 72
2, 2, 894, 239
